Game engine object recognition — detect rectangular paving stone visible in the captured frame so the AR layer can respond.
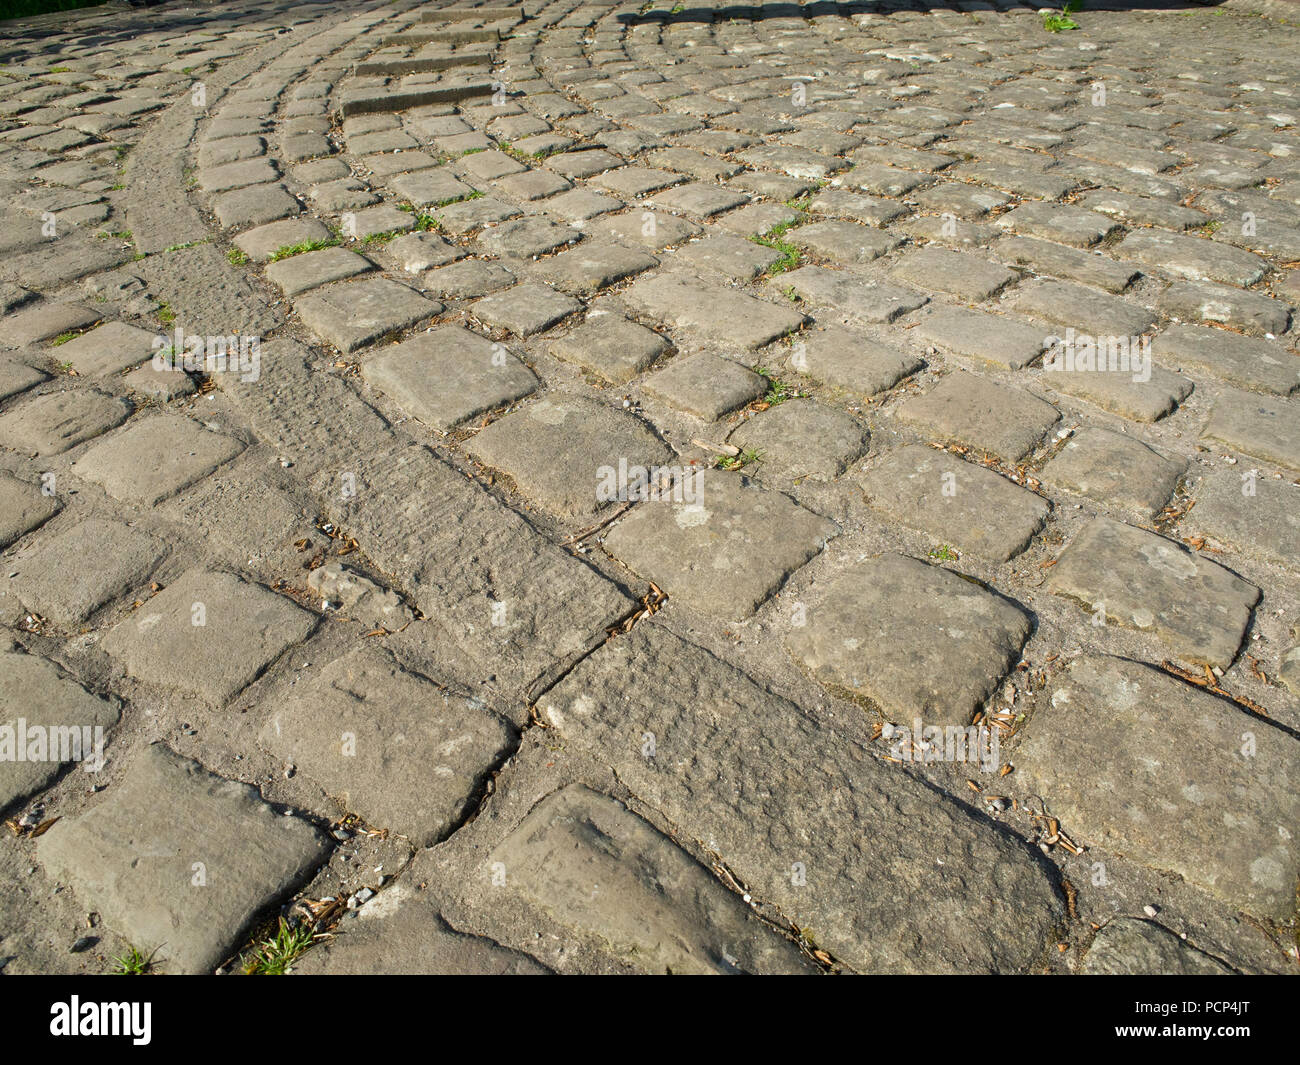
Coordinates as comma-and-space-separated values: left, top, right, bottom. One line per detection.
1156, 279, 1291, 338
466, 395, 674, 518
0, 389, 131, 457
912, 305, 1047, 371
860, 445, 1049, 562
602, 469, 836, 619
234, 217, 333, 263
548, 311, 670, 385
1201, 388, 1300, 472
1, 651, 119, 814
1005, 279, 1157, 337
538, 624, 1065, 973
1189, 467, 1300, 568
640, 351, 766, 420
893, 372, 1060, 463
265, 246, 375, 297
7, 518, 165, 626
1016, 655, 1300, 921
1153, 323, 1299, 397
533, 241, 658, 296
996, 202, 1120, 248
621, 272, 805, 350
788, 551, 1032, 724
389, 168, 476, 207
260, 646, 513, 847
73, 414, 245, 506
788, 326, 923, 396
1048, 516, 1259, 668
37, 744, 328, 973
1040, 426, 1185, 517
1, 302, 100, 349
361, 325, 538, 431
888, 246, 1018, 302
295, 277, 442, 353
472, 283, 580, 337
1116, 229, 1268, 287
0, 471, 60, 549
727, 399, 867, 484
645, 181, 749, 220
197, 157, 279, 194
992, 235, 1140, 295
786, 220, 898, 264
776, 266, 927, 324
808, 188, 908, 226
46, 321, 158, 377
316, 443, 632, 695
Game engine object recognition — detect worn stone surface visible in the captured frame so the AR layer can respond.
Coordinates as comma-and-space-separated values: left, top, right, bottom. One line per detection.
602, 470, 836, 619
361, 325, 538, 431
1040, 428, 1185, 517
893, 372, 1060, 463
0, 651, 119, 815
1048, 517, 1259, 668
103, 569, 316, 705
1081, 919, 1233, 976
787, 553, 1032, 725
860, 445, 1049, 562
539, 624, 1065, 974
37, 744, 329, 973
260, 647, 513, 846
4, 0, 1300, 978
488, 785, 813, 974
1017, 656, 1300, 921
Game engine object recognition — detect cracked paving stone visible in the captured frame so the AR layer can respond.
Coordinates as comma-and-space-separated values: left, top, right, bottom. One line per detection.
487, 785, 813, 974
0, 389, 130, 457
1047, 516, 1259, 668
295, 277, 442, 353
859, 446, 1049, 562
472, 283, 580, 337
787, 552, 1032, 725
1153, 323, 1299, 397
72, 414, 245, 506
602, 469, 836, 619
260, 646, 513, 847
538, 623, 1064, 974
466, 394, 674, 519
103, 569, 316, 705
640, 352, 766, 420
1201, 388, 1300, 471
621, 272, 805, 350
37, 743, 328, 973
361, 325, 538, 431
1188, 468, 1300, 568
548, 311, 670, 385
1040, 427, 1186, 517
0, 650, 119, 814
1016, 655, 1300, 921
912, 306, 1046, 371
1081, 919, 1232, 976
893, 372, 1060, 463
727, 399, 867, 484
6, 518, 165, 626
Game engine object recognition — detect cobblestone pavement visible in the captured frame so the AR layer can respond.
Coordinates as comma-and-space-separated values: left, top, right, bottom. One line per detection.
0, 0, 1298, 975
